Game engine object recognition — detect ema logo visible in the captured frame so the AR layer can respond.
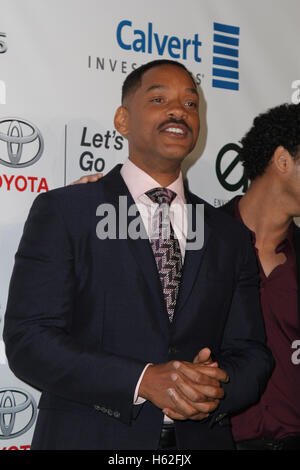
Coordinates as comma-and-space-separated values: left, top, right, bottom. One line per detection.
212, 22, 240, 91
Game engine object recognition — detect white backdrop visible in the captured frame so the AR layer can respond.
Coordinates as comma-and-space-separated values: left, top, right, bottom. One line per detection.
1, 0, 300, 450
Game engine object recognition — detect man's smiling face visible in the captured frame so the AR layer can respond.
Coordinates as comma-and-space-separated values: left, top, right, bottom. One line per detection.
115, 64, 200, 173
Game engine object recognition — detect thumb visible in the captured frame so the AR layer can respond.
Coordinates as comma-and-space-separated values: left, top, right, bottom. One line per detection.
193, 348, 218, 367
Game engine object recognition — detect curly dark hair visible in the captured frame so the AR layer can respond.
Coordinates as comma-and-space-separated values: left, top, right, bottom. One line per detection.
239, 103, 300, 181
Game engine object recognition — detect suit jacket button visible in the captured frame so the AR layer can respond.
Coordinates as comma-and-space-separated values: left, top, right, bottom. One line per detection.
94, 405, 101, 411
107, 409, 113, 416
216, 413, 227, 422
113, 411, 120, 418
168, 346, 178, 355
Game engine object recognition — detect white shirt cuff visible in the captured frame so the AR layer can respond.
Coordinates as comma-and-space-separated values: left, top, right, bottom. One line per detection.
133, 363, 152, 404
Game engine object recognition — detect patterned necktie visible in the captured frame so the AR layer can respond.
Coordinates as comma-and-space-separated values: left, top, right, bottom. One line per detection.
145, 187, 183, 322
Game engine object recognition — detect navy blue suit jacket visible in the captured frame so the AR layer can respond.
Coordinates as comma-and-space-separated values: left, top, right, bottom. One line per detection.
3, 165, 273, 450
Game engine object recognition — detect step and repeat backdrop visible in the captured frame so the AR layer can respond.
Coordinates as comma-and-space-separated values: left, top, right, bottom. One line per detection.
1, 0, 300, 450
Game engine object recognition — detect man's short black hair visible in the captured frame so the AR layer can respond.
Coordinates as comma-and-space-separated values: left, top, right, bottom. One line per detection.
240, 103, 300, 181
121, 59, 197, 104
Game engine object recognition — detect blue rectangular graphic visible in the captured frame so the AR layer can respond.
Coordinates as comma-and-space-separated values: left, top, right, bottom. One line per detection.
213, 56, 239, 69
213, 45, 239, 58
213, 22, 240, 35
212, 68, 239, 79
212, 22, 240, 91
212, 79, 239, 91
213, 33, 239, 47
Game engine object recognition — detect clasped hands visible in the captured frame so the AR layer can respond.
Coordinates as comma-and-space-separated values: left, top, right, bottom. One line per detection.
139, 348, 229, 421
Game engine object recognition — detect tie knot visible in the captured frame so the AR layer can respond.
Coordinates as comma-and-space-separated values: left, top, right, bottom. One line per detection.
145, 187, 177, 206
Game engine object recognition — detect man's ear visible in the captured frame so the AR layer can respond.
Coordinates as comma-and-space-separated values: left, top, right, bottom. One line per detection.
273, 145, 293, 174
114, 106, 129, 136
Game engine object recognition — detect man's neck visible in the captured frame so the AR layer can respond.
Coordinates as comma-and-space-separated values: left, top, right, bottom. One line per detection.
128, 157, 181, 187
238, 178, 293, 249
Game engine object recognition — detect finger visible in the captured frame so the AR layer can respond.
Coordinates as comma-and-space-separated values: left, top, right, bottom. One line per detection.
162, 408, 188, 421
193, 350, 218, 367
171, 373, 207, 401
70, 173, 103, 185
189, 412, 211, 421
70, 178, 85, 185
174, 361, 228, 383
167, 388, 219, 417
166, 388, 199, 419
71, 176, 91, 185
165, 403, 215, 421
174, 362, 221, 387
163, 407, 210, 421
171, 373, 225, 401
81, 173, 103, 182
193, 357, 219, 367
197, 366, 229, 383
89, 173, 103, 181
193, 347, 211, 364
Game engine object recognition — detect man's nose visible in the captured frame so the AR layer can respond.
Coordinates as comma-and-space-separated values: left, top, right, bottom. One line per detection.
167, 100, 187, 120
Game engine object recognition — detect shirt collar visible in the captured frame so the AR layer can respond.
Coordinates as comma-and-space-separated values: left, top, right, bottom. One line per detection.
120, 158, 186, 204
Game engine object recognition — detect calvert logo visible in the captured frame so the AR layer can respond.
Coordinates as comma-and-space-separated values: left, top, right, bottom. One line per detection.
114, 20, 240, 91
116, 20, 202, 63
0, 118, 44, 168
89, 19, 241, 92
0, 388, 37, 439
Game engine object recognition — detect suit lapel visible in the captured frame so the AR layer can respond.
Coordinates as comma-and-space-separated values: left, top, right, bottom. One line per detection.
174, 190, 211, 319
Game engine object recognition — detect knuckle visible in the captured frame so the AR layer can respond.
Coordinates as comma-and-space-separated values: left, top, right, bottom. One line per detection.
209, 400, 219, 411
172, 360, 180, 369
190, 391, 199, 402
202, 402, 215, 413
199, 403, 209, 413
194, 372, 203, 384
210, 386, 222, 398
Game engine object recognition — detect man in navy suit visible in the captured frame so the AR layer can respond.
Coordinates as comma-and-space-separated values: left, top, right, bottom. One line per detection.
3, 59, 273, 450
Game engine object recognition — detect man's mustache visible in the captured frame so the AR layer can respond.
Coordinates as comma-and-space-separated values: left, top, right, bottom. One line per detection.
158, 119, 192, 133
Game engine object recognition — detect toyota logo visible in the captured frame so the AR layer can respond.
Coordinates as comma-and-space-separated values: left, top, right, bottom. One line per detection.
0, 388, 37, 439
0, 118, 44, 168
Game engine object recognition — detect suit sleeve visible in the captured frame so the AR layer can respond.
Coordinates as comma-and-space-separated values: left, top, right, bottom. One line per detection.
3, 191, 147, 425
210, 228, 274, 425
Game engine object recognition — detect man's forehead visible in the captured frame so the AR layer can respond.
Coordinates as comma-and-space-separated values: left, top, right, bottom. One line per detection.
145, 84, 198, 95
140, 65, 197, 92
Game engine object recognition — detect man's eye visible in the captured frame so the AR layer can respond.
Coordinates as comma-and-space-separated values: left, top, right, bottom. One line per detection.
186, 101, 197, 108
150, 97, 163, 103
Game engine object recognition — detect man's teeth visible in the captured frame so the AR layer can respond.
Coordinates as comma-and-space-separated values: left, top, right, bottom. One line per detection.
165, 127, 184, 134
